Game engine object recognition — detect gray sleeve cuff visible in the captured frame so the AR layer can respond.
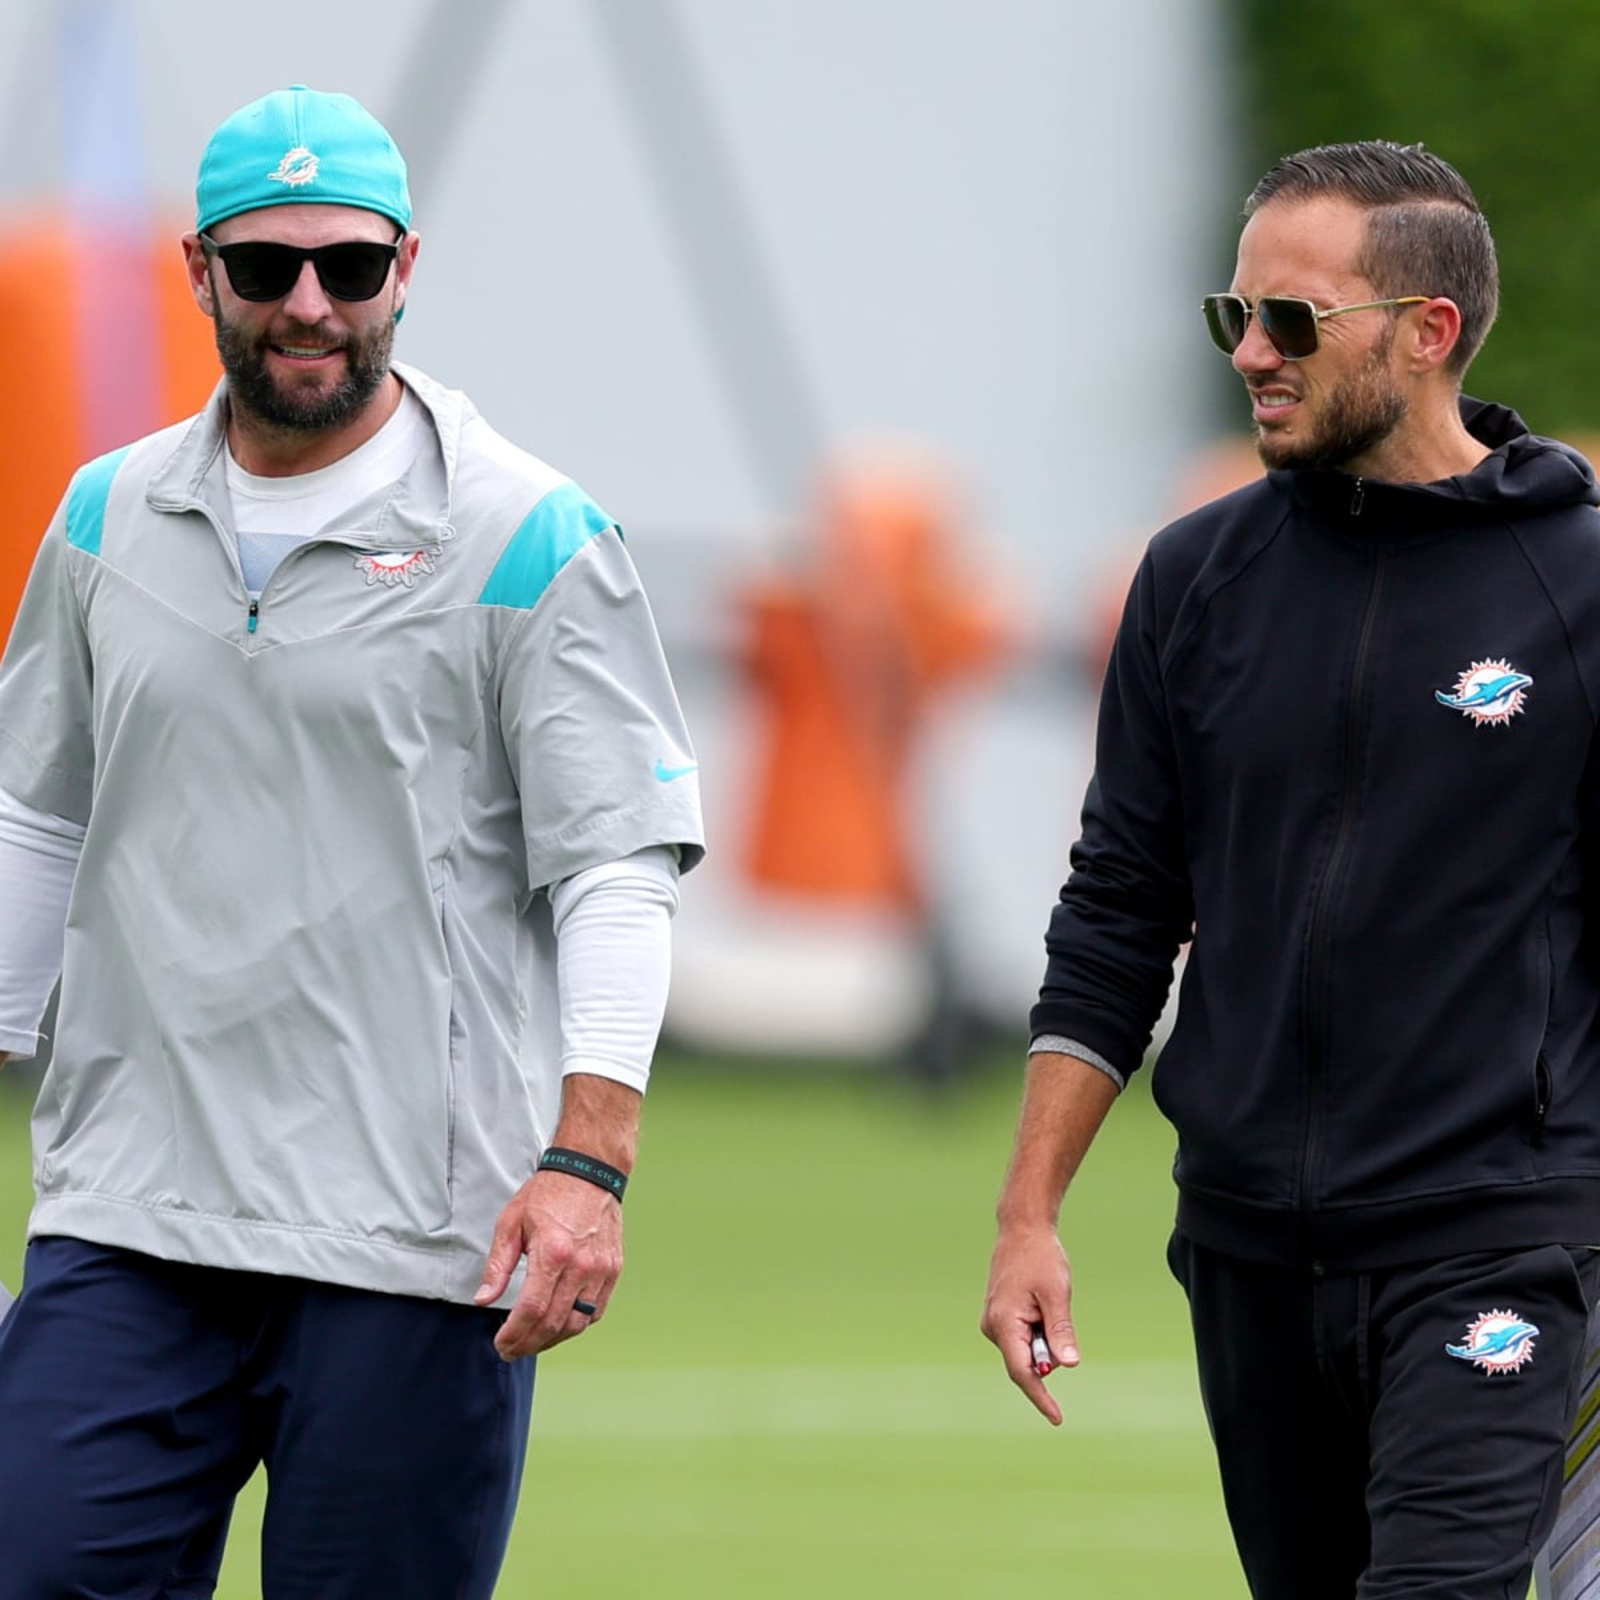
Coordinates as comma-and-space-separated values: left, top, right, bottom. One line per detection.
1028, 1035, 1126, 1091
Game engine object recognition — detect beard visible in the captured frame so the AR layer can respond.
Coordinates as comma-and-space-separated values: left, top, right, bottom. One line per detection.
1255, 328, 1409, 473
213, 308, 395, 434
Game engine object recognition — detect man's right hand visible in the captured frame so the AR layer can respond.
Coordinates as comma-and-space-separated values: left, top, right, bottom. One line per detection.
981, 1049, 1119, 1427
980, 1224, 1079, 1427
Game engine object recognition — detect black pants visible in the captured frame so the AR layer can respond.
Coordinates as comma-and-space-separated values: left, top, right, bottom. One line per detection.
1169, 1234, 1600, 1600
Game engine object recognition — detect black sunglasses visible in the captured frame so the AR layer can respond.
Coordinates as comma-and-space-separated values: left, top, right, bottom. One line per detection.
200, 234, 402, 303
1201, 292, 1430, 361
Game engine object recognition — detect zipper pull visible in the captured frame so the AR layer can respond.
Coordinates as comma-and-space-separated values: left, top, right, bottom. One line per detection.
247, 599, 260, 635
1350, 477, 1365, 516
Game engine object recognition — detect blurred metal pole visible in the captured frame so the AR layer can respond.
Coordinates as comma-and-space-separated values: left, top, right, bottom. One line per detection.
588, 0, 826, 512
589, 0, 980, 1081
0, 0, 59, 197
383, 0, 517, 219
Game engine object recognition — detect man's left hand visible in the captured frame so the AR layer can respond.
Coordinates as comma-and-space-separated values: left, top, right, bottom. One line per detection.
475, 1170, 623, 1360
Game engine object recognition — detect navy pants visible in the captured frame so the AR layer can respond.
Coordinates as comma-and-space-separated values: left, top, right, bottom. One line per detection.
1169, 1234, 1600, 1600
0, 1237, 536, 1599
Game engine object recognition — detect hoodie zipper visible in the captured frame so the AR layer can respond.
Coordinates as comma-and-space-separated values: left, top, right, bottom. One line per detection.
1298, 543, 1387, 1226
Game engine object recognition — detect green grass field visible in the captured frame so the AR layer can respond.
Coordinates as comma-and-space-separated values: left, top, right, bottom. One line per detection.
0, 1053, 1243, 1597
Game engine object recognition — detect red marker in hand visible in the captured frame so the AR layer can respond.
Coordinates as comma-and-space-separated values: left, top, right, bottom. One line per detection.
1030, 1326, 1054, 1377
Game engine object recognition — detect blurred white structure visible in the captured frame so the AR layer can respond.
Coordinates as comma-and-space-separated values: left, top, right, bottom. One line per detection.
0, 0, 1233, 1056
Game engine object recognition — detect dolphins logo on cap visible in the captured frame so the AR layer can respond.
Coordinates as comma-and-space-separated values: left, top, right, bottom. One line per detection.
268, 146, 320, 188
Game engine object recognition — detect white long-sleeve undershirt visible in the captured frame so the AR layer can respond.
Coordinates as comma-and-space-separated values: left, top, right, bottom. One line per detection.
549, 846, 679, 1093
0, 788, 81, 1056
0, 787, 678, 1085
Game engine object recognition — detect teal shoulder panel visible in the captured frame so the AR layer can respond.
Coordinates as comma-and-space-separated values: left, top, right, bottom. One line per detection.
65, 444, 135, 557
478, 482, 615, 610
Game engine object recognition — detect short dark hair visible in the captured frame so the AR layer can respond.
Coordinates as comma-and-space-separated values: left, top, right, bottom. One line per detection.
1245, 141, 1498, 377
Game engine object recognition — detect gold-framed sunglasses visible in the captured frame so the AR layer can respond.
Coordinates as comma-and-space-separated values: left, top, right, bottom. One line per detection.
1201, 292, 1431, 361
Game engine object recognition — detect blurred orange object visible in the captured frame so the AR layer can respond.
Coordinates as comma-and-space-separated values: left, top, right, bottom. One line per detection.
0, 214, 216, 644
740, 450, 1010, 911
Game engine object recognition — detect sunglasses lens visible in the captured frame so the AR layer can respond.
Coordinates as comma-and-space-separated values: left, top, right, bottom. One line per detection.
219, 243, 302, 302
1256, 298, 1318, 360
314, 242, 397, 301
1203, 295, 1249, 354
213, 241, 396, 302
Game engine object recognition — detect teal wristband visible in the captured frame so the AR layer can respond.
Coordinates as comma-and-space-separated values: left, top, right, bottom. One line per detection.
538, 1146, 628, 1201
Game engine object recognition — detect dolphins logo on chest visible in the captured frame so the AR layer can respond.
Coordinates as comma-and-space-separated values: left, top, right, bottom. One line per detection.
1434, 658, 1531, 726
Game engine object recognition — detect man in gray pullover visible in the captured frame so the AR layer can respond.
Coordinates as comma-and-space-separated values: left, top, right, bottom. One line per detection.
0, 84, 702, 1600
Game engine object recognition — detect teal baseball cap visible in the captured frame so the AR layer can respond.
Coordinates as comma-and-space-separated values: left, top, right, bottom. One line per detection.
196, 85, 411, 234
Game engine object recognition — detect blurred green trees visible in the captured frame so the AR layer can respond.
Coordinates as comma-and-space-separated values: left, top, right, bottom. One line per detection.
1235, 0, 1600, 435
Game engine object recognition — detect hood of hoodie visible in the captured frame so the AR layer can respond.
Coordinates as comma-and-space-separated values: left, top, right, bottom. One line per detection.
1273, 396, 1600, 532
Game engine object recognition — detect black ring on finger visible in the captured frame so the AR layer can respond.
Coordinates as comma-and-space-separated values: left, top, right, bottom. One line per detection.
573, 1298, 598, 1317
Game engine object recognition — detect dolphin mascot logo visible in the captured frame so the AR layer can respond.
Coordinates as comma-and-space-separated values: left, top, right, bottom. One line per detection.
1446, 1309, 1540, 1374
268, 146, 320, 188
1435, 658, 1531, 726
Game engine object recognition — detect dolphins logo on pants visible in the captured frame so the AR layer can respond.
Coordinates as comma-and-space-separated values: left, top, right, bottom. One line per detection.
1445, 1309, 1539, 1374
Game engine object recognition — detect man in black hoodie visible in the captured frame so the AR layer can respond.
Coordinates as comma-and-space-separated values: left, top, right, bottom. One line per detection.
982, 140, 1600, 1598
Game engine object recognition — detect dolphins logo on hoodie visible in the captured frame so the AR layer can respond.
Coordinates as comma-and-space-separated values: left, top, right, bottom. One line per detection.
1435, 658, 1532, 726
1445, 1309, 1540, 1374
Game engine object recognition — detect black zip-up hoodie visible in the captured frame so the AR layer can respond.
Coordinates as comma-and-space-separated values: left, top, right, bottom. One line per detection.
1033, 400, 1600, 1270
